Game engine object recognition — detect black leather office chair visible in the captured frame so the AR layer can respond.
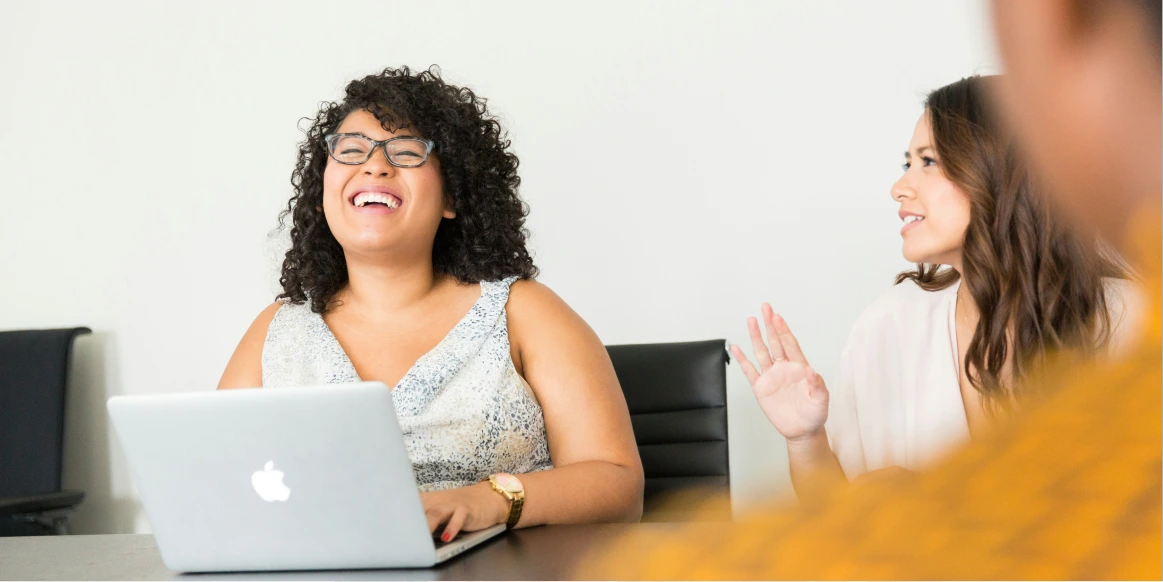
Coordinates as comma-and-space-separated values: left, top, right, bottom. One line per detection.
606, 339, 730, 521
0, 327, 90, 535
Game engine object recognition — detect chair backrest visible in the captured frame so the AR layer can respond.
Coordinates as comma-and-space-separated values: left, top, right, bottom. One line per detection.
606, 339, 730, 520
0, 328, 90, 497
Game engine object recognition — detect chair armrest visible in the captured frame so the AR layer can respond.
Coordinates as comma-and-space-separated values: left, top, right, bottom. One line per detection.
0, 490, 85, 516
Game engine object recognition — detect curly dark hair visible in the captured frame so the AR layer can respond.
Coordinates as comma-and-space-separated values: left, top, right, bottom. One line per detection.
277, 65, 538, 313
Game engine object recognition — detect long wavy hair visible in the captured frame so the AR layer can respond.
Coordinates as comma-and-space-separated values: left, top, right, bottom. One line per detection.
277, 65, 538, 313
896, 75, 1124, 413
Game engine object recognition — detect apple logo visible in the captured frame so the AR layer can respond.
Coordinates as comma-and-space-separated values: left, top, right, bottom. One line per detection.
251, 461, 291, 502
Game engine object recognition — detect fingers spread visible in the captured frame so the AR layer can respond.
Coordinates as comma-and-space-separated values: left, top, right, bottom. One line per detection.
774, 314, 808, 364
747, 315, 774, 371
731, 344, 761, 385
762, 304, 788, 363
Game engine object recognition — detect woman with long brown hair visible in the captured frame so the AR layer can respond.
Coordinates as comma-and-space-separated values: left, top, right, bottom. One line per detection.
733, 75, 1135, 506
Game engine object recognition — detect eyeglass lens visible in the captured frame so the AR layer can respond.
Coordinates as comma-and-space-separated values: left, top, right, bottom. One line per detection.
329, 135, 430, 167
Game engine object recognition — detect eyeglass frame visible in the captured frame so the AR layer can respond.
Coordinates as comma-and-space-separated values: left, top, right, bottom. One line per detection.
323, 133, 437, 168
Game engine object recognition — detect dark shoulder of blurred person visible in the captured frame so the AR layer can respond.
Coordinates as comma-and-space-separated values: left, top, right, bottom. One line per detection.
580, 0, 1162, 578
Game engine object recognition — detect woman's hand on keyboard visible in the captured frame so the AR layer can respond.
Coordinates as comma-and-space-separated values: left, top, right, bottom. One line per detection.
421, 481, 509, 542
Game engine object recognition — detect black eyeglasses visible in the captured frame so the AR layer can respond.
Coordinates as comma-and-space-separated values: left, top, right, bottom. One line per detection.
323, 134, 436, 167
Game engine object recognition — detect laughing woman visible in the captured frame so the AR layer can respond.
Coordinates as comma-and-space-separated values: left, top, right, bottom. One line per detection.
218, 66, 643, 539
734, 75, 1135, 507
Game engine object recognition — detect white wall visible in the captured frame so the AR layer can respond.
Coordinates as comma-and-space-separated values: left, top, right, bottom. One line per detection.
0, 0, 999, 533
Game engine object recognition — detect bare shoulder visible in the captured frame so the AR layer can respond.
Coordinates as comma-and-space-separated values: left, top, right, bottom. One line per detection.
506, 279, 605, 368
256, 300, 285, 320
506, 279, 599, 337
217, 301, 284, 390
246, 301, 285, 339
507, 279, 574, 318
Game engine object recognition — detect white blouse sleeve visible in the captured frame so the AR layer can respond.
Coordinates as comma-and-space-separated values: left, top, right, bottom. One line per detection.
825, 325, 867, 481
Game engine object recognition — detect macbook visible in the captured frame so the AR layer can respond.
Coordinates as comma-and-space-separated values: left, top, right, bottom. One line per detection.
107, 381, 505, 572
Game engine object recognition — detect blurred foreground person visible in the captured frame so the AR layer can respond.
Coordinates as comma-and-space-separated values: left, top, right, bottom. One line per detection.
582, 0, 1161, 578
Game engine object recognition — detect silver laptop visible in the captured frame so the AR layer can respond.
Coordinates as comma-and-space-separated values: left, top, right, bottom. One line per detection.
107, 381, 505, 573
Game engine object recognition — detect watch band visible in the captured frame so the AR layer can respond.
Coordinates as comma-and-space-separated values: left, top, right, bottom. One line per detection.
487, 474, 525, 529
504, 491, 524, 529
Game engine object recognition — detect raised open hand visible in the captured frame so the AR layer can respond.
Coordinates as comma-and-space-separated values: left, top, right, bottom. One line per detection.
731, 303, 830, 441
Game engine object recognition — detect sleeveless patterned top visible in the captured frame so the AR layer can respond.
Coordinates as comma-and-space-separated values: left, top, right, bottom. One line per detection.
261, 277, 554, 492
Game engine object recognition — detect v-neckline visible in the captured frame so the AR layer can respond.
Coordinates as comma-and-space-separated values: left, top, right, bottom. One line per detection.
946, 279, 974, 436
317, 282, 488, 391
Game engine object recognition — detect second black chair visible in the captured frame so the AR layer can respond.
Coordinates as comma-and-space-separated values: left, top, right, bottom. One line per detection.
0, 327, 90, 536
606, 339, 730, 521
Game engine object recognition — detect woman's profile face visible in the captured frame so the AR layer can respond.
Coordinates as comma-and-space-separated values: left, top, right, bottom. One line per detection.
890, 113, 972, 267
322, 109, 453, 261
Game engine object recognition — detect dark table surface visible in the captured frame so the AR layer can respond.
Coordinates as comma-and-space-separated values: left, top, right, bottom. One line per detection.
0, 523, 713, 580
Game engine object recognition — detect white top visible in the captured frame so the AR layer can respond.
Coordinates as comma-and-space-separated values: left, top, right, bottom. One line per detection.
826, 277, 1139, 479
260, 277, 554, 492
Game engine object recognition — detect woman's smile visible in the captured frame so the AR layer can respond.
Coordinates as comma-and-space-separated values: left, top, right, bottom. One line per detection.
347, 184, 404, 216
899, 210, 925, 236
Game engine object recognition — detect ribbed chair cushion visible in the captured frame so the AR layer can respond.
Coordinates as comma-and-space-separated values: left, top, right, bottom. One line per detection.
606, 339, 730, 521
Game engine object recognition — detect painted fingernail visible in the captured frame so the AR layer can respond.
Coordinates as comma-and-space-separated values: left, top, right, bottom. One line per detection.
442, 532, 452, 542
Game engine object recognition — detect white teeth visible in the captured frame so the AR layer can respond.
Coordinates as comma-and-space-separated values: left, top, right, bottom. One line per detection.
904, 215, 924, 224
352, 192, 400, 209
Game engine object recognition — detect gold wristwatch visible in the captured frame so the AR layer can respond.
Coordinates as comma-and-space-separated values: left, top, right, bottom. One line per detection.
486, 473, 525, 529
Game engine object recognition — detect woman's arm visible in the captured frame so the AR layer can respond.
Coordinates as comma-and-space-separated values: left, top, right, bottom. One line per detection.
785, 429, 848, 506
507, 280, 645, 526
217, 302, 281, 390
423, 281, 644, 541
731, 304, 848, 507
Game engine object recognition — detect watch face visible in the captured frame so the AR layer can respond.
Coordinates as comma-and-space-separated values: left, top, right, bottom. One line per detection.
494, 473, 523, 494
